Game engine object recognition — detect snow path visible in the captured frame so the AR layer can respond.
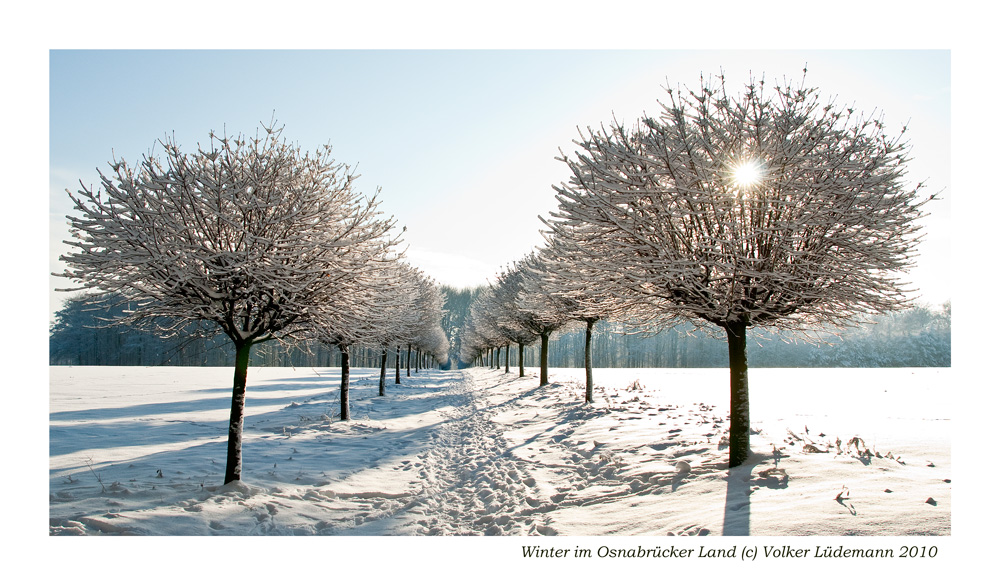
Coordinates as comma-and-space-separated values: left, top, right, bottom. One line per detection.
257, 368, 554, 535
347, 369, 553, 535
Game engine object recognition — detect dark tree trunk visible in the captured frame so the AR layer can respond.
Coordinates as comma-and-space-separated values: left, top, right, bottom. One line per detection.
725, 320, 751, 468
585, 319, 595, 403
395, 345, 401, 384
379, 347, 388, 396
406, 344, 412, 377
505, 344, 510, 374
518, 343, 525, 377
539, 332, 550, 386
340, 344, 350, 421
224, 341, 252, 484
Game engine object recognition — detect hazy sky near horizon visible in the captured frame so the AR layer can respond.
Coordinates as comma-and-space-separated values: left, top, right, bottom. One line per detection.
49, 49, 951, 318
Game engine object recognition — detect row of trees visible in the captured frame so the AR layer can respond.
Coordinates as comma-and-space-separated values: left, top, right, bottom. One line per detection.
56, 123, 447, 484
52, 288, 948, 370
50, 293, 448, 369
470, 302, 950, 369
460, 252, 615, 401
460, 70, 934, 468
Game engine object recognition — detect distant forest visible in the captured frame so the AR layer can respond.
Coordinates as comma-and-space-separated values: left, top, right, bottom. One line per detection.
50, 288, 950, 369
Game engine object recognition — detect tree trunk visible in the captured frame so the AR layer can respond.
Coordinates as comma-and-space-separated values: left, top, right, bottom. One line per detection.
585, 319, 594, 403
379, 347, 388, 396
395, 345, 402, 384
725, 320, 751, 467
518, 343, 525, 377
224, 341, 252, 484
340, 344, 351, 421
406, 344, 412, 377
505, 344, 510, 374
540, 332, 549, 386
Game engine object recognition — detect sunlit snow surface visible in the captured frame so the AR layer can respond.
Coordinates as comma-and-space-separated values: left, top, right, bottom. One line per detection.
49, 366, 949, 536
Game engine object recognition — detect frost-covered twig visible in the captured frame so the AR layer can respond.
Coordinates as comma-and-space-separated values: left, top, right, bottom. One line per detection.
84, 457, 106, 493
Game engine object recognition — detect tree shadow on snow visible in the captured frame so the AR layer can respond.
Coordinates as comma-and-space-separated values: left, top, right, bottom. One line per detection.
722, 463, 753, 536
722, 453, 787, 536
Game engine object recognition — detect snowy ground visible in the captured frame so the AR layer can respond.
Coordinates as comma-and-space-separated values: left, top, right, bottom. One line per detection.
45, 365, 966, 580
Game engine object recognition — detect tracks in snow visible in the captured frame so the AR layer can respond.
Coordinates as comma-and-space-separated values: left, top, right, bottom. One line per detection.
245, 369, 556, 535
387, 370, 555, 535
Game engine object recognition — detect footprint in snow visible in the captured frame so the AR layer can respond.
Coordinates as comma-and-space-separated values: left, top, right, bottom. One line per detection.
668, 524, 710, 536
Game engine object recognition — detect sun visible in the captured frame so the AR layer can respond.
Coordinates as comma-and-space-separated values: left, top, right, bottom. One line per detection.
731, 159, 764, 188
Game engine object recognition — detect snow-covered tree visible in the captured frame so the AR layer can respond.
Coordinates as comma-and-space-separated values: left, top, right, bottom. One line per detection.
314, 272, 393, 421
415, 324, 450, 368
460, 255, 569, 385
319, 259, 429, 411
526, 241, 624, 402
366, 262, 423, 396
457, 319, 486, 367
459, 291, 499, 367
510, 254, 570, 386
460, 264, 540, 376
492, 271, 539, 377
411, 274, 449, 367
313, 261, 448, 416
460, 289, 501, 367
57, 123, 397, 483
544, 71, 932, 467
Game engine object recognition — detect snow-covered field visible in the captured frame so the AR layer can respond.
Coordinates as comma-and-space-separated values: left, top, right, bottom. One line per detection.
46, 365, 964, 580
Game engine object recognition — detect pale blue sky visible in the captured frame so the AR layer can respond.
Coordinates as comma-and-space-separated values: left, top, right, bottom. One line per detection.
49, 49, 951, 318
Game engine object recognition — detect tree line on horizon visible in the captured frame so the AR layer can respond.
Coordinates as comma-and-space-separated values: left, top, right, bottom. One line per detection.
483, 300, 950, 370
49, 292, 447, 372
52, 287, 949, 370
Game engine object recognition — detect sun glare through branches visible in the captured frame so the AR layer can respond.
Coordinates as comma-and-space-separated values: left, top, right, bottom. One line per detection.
730, 158, 764, 189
